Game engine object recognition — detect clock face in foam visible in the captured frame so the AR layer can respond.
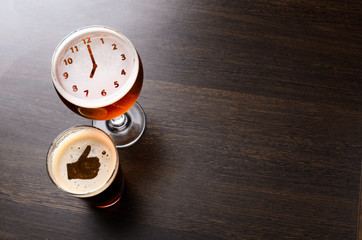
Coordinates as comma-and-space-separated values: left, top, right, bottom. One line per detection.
51, 26, 139, 108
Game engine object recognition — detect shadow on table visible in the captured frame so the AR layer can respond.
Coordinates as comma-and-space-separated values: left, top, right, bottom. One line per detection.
85, 121, 175, 238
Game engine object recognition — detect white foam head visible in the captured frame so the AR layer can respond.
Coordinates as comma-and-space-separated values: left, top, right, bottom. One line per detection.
47, 126, 119, 197
51, 26, 139, 108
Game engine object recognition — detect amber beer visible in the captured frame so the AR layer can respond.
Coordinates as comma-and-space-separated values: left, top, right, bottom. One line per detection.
56, 59, 143, 121
51, 26, 144, 121
46, 126, 124, 208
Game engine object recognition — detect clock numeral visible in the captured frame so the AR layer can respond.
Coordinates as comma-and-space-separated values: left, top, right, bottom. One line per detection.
121, 54, 126, 60
84, 90, 89, 97
101, 89, 107, 96
82, 37, 91, 44
70, 46, 78, 53
100, 38, 104, 44
114, 81, 119, 88
64, 58, 73, 65
112, 44, 117, 50
121, 69, 126, 75
63, 72, 68, 79
72, 85, 78, 92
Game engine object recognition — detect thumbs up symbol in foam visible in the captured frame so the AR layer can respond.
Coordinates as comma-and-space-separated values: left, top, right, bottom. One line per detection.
67, 145, 100, 180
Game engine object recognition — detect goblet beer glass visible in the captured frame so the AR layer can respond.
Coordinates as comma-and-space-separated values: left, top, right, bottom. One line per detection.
51, 26, 146, 148
46, 126, 124, 208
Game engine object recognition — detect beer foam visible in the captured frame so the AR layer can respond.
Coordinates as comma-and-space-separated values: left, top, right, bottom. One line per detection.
51, 26, 139, 109
48, 127, 118, 197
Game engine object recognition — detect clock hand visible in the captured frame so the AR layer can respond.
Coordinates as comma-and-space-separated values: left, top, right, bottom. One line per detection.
90, 64, 97, 78
87, 44, 97, 78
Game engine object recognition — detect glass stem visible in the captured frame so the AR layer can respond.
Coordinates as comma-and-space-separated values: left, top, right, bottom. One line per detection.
107, 114, 129, 132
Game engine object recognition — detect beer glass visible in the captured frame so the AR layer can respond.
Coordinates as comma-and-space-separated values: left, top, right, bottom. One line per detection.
46, 126, 124, 208
51, 26, 146, 148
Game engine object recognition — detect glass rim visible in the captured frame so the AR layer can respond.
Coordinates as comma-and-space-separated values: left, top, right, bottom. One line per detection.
46, 125, 119, 198
51, 25, 140, 109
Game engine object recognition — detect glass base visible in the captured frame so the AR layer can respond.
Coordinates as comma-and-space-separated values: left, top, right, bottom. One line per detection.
92, 102, 146, 148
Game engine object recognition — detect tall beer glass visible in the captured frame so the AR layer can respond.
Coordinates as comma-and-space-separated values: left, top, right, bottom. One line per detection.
51, 26, 146, 148
46, 126, 124, 208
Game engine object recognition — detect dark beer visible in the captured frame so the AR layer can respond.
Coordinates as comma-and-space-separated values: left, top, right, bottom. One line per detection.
47, 126, 123, 208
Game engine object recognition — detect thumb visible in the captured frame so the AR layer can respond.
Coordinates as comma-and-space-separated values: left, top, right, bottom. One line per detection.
77, 145, 91, 162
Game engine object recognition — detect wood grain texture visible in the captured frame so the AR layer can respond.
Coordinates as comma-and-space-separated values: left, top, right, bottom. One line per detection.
1, 0, 362, 239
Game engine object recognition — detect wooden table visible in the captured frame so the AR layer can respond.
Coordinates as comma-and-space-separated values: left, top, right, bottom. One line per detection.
1, 1, 362, 239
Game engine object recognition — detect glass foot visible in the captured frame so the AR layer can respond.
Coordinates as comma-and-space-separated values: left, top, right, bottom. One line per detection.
92, 102, 146, 148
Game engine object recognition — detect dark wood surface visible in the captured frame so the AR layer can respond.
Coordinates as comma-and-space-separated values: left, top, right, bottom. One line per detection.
1, 1, 362, 239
